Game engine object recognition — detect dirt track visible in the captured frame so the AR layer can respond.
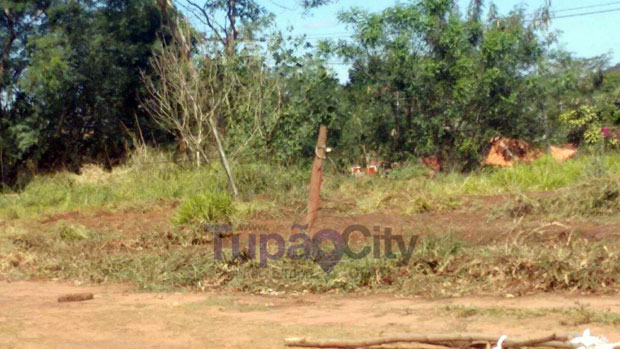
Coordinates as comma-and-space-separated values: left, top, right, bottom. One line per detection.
1, 281, 619, 348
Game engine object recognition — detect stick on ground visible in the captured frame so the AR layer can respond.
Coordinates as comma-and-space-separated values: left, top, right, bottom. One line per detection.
284, 333, 572, 348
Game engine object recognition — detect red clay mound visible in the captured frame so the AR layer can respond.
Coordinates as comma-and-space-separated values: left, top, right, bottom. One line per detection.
550, 144, 578, 162
483, 137, 542, 167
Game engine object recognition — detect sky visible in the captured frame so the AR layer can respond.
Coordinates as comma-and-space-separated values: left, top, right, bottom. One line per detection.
258, 0, 620, 81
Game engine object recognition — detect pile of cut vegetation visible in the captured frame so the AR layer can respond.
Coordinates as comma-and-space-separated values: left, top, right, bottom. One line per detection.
504, 177, 620, 218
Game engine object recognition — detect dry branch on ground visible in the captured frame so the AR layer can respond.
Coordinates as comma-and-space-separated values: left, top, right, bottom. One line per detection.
284, 333, 573, 348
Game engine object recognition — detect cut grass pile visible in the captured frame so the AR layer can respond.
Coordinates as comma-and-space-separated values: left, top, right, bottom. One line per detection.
1, 223, 619, 296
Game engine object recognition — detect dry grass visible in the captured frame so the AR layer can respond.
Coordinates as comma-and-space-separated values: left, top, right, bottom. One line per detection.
2, 221, 619, 296
3, 149, 620, 295
441, 304, 620, 326
500, 177, 620, 218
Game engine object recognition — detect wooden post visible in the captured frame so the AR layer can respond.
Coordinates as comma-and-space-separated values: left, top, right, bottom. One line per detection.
305, 125, 328, 233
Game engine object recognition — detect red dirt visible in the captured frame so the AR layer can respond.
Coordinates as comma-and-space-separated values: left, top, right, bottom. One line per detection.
34, 197, 620, 245
484, 137, 542, 167
551, 144, 578, 162
0, 280, 618, 348
40, 204, 175, 237
5, 196, 620, 347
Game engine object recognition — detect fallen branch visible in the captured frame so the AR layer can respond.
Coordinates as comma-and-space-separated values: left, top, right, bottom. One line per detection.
284, 333, 572, 348
58, 293, 94, 303
506, 334, 569, 348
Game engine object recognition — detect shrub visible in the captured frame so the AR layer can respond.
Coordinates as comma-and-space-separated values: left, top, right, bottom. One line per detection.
57, 223, 90, 242
173, 191, 234, 226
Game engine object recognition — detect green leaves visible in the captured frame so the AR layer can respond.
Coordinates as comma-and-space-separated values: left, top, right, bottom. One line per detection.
320, 0, 562, 168
1, 0, 167, 182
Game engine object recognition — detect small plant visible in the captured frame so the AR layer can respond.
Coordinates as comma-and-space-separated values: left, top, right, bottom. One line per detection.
57, 223, 90, 241
560, 104, 601, 145
174, 190, 234, 226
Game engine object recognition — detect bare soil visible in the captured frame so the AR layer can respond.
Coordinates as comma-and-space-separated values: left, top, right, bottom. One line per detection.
37, 198, 620, 243
5, 199, 620, 347
0, 280, 618, 348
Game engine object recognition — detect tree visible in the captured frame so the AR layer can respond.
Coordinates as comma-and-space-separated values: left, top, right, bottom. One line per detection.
1, 0, 166, 184
323, 0, 556, 169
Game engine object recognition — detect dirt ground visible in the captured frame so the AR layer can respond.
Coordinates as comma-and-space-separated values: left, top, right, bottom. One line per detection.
4, 199, 620, 348
0, 280, 619, 348
35, 198, 620, 243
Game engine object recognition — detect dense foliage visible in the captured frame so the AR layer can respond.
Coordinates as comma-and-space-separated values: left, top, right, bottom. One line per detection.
325, 0, 618, 169
1, 0, 168, 183
1, 0, 620, 184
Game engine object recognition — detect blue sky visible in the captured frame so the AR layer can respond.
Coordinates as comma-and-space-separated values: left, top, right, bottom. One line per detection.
259, 0, 620, 81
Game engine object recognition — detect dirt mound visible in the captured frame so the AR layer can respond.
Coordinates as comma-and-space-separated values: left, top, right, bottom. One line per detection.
550, 144, 578, 162
483, 137, 542, 167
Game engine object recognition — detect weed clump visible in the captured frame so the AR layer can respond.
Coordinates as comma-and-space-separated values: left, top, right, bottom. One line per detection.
174, 191, 234, 226
546, 178, 620, 216
3, 224, 620, 296
57, 223, 90, 241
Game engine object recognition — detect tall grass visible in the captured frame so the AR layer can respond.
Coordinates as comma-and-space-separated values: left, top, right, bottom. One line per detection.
2, 149, 620, 220
0, 148, 308, 219
325, 153, 620, 215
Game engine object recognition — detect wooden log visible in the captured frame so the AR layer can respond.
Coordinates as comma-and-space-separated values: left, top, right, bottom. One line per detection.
284, 333, 571, 348
304, 125, 327, 233
58, 293, 94, 303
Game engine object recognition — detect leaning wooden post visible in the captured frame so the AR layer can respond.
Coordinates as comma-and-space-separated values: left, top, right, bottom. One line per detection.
305, 125, 328, 233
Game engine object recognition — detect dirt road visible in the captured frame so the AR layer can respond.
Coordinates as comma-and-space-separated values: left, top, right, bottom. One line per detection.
1, 281, 619, 348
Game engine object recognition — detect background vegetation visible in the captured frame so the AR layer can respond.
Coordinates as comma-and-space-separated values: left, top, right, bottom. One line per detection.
1, 0, 620, 186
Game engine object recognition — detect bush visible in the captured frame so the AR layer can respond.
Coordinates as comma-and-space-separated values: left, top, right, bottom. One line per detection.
57, 223, 90, 242
173, 191, 234, 226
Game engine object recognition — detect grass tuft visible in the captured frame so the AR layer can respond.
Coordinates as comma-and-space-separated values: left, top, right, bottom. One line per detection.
56, 223, 91, 242
174, 191, 234, 226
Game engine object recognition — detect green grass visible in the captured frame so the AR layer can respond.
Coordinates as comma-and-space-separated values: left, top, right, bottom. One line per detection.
322, 153, 620, 215
0, 148, 308, 220
173, 191, 234, 226
2, 148, 620, 221
3, 148, 620, 295
497, 174, 620, 218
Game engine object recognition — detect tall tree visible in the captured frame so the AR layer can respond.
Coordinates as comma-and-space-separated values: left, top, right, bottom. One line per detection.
1, 0, 166, 183
324, 0, 555, 168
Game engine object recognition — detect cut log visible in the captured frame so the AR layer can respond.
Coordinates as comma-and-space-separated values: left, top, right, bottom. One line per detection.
58, 293, 94, 303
